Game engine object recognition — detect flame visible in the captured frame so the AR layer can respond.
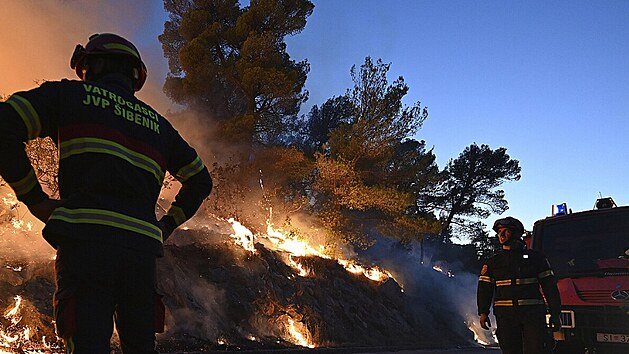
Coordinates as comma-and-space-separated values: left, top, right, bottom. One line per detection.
226, 212, 394, 283
0, 295, 62, 353
466, 315, 498, 346
1, 296, 24, 351
227, 218, 257, 253
223, 204, 398, 349
4, 296, 22, 325
432, 264, 455, 278
265, 220, 324, 258
287, 255, 308, 277
286, 318, 314, 348
337, 259, 391, 282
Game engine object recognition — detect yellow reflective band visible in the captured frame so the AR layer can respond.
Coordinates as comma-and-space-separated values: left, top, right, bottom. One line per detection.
538, 269, 554, 279
103, 43, 140, 59
59, 138, 164, 185
516, 278, 538, 285
175, 156, 204, 182
479, 276, 493, 283
50, 207, 162, 242
494, 299, 545, 307
518, 299, 545, 305
9, 169, 38, 196
167, 205, 187, 226
495, 278, 539, 286
7, 94, 41, 139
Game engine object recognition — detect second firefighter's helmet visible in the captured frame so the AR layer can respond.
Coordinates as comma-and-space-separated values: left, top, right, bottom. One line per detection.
70, 33, 147, 91
492, 216, 524, 237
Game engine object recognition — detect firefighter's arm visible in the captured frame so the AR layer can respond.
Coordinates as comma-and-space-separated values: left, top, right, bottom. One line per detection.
477, 262, 494, 329
538, 257, 562, 331
159, 164, 212, 239
0, 99, 51, 215
160, 132, 212, 240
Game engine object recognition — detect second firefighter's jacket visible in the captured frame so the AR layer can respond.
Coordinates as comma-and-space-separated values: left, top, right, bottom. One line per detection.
0, 77, 212, 255
477, 244, 561, 317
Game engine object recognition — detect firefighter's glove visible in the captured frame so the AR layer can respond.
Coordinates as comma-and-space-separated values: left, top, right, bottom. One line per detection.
550, 314, 562, 332
479, 313, 491, 330
28, 198, 63, 223
158, 215, 177, 242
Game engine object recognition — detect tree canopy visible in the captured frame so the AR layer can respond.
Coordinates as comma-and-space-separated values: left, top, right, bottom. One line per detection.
327, 57, 428, 163
295, 57, 437, 245
154, 3, 525, 251
425, 143, 521, 242
160, 0, 313, 145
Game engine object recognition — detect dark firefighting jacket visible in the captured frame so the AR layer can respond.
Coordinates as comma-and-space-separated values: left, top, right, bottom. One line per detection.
477, 243, 561, 317
0, 76, 212, 255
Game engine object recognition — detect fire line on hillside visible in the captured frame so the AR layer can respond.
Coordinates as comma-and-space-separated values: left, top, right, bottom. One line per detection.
1, 185, 482, 352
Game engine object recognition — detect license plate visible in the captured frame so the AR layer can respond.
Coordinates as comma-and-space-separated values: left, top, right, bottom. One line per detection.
596, 333, 629, 343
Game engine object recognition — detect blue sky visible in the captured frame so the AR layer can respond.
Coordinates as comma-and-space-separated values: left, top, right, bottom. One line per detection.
2, 1, 628, 240
282, 0, 629, 237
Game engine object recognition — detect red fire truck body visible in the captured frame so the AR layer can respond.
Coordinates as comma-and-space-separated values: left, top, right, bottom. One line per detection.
529, 198, 629, 353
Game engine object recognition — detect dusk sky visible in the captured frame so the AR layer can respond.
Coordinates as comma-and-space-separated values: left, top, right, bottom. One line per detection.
286, 1, 629, 240
2, 1, 628, 241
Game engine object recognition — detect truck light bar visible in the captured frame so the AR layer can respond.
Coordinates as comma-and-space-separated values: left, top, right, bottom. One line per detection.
552, 203, 569, 216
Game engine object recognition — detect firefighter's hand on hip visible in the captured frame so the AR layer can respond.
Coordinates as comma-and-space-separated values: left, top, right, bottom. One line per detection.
479, 313, 491, 330
28, 198, 63, 223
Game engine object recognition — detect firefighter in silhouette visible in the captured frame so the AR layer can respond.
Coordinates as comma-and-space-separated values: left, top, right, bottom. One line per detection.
477, 217, 562, 354
0, 33, 212, 353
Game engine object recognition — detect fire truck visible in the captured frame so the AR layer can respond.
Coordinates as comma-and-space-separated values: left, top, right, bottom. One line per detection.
528, 197, 629, 354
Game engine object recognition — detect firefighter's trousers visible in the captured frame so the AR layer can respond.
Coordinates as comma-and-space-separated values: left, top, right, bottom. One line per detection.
495, 308, 553, 354
54, 240, 161, 354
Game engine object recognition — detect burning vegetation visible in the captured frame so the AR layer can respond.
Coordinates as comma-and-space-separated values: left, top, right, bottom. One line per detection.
153, 207, 448, 351
1, 181, 487, 352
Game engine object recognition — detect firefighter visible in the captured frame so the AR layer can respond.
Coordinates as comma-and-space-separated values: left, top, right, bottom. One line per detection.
0, 33, 212, 353
477, 216, 562, 354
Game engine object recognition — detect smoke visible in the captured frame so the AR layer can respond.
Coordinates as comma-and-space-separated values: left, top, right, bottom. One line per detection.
356, 236, 497, 346
0, 1, 170, 113
0, 0, 184, 272
0, 185, 53, 262
0, 0, 224, 202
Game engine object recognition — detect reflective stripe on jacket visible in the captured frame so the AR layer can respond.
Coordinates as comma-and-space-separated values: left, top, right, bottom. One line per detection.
0, 78, 212, 255
477, 245, 561, 316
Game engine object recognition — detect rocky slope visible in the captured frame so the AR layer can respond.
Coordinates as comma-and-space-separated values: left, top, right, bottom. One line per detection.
0, 216, 475, 353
